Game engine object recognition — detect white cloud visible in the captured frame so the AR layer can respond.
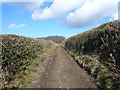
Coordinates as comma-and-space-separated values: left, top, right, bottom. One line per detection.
31, 0, 119, 28
8, 23, 26, 29
32, 0, 85, 20
4, 0, 119, 28
64, 0, 119, 28
32, 7, 53, 20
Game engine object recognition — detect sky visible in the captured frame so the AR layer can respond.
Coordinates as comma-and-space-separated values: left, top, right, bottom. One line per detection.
1, 0, 119, 38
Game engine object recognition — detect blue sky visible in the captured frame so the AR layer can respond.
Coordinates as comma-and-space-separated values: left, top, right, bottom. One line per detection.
2, 0, 118, 38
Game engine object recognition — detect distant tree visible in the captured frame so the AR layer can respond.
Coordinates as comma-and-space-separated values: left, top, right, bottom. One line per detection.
37, 36, 66, 44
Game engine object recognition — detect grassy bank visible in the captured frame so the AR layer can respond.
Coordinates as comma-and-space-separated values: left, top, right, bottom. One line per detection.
1, 34, 55, 88
64, 20, 120, 89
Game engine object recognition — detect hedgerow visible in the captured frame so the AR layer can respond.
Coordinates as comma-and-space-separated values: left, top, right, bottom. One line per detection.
64, 20, 120, 89
1, 34, 53, 88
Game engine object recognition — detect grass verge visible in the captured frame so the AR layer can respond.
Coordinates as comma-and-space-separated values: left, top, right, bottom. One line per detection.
67, 50, 120, 89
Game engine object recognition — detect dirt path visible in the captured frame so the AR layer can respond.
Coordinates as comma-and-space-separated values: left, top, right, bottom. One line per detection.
32, 46, 97, 88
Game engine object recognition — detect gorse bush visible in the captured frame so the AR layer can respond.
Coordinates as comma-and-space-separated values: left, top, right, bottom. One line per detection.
1, 34, 53, 88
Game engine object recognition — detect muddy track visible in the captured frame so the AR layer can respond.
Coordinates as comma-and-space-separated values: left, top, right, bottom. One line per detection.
31, 45, 97, 88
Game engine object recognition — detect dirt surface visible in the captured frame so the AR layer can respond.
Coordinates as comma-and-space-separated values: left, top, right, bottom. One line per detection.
31, 46, 97, 88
